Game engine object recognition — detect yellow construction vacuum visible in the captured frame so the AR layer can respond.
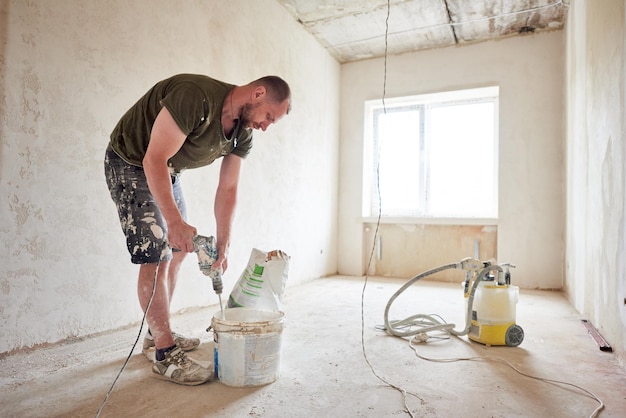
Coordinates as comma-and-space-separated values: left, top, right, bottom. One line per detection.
383, 257, 524, 347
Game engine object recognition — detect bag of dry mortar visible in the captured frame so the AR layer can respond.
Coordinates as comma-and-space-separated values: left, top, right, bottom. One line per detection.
227, 248, 290, 311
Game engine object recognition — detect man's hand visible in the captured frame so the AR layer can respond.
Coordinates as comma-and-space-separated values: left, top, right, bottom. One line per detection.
167, 219, 197, 253
213, 253, 229, 275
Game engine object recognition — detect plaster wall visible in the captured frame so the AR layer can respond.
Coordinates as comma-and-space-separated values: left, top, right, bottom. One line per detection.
0, 0, 340, 354
363, 224, 497, 281
339, 32, 564, 289
565, 0, 626, 365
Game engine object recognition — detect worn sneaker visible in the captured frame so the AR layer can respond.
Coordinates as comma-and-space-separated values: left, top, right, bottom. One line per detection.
152, 346, 212, 386
143, 332, 201, 361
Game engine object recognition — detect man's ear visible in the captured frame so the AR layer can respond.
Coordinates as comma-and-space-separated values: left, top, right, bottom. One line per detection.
252, 86, 266, 101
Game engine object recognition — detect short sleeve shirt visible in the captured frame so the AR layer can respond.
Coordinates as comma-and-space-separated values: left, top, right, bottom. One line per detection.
109, 74, 253, 172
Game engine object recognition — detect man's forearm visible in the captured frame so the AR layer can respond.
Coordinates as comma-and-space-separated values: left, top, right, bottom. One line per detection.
214, 154, 242, 268
214, 185, 237, 260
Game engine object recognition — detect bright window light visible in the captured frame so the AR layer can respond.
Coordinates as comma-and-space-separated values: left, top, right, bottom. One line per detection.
364, 87, 499, 219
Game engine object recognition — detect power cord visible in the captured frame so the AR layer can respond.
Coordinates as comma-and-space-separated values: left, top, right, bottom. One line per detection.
95, 258, 161, 418
408, 338, 605, 418
359, 0, 596, 417
360, 1, 423, 417
381, 262, 605, 417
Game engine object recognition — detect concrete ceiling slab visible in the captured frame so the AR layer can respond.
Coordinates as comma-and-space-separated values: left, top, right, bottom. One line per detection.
276, 0, 569, 62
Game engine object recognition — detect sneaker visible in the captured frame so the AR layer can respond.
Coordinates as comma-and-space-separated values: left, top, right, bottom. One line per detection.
143, 332, 201, 361
152, 347, 212, 386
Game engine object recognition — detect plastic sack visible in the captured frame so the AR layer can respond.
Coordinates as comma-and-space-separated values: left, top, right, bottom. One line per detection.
227, 248, 290, 312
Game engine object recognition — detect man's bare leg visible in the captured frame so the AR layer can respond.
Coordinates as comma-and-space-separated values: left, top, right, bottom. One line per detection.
135, 254, 209, 386
166, 251, 187, 306
139, 258, 211, 385
138, 261, 175, 350
140, 251, 200, 355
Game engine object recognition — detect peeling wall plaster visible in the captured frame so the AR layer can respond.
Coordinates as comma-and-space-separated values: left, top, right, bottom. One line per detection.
0, 0, 340, 354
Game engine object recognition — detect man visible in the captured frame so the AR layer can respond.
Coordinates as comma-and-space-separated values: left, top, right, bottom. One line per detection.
104, 74, 291, 385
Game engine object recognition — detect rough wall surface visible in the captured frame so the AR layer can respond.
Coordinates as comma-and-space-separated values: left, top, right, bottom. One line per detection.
0, 0, 340, 354
339, 32, 564, 289
565, 0, 626, 365
363, 224, 497, 281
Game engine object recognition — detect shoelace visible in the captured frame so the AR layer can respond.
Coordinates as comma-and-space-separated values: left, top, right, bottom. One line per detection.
170, 350, 192, 368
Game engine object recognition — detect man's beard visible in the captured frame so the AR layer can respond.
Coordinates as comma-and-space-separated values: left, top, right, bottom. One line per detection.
239, 102, 262, 129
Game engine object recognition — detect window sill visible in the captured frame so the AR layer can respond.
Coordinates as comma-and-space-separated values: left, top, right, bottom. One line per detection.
361, 216, 498, 226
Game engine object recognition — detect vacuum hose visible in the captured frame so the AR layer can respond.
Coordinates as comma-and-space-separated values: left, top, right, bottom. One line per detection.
383, 260, 503, 339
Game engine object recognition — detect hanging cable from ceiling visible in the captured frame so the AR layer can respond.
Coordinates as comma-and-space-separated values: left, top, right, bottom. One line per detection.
359, 1, 422, 417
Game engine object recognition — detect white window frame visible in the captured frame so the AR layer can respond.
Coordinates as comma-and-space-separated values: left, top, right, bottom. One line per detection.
362, 86, 499, 225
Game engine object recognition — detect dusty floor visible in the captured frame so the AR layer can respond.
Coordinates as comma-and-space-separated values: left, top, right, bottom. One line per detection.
1, 275, 625, 418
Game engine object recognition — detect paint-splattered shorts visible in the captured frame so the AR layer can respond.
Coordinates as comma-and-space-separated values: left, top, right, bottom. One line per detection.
104, 145, 186, 264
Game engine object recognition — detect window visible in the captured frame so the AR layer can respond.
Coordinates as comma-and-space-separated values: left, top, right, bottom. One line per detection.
363, 87, 499, 219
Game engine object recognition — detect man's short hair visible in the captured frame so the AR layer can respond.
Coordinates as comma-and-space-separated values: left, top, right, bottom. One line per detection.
254, 76, 291, 110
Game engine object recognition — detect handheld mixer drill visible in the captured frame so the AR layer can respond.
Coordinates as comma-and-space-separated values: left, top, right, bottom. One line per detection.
192, 235, 224, 317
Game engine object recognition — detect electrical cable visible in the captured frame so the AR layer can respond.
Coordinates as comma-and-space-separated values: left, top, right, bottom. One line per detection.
382, 261, 605, 418
408, 339, 605, 418
95, 258, 161, 418
360, 1, 423, 417
357, 0, 602, 416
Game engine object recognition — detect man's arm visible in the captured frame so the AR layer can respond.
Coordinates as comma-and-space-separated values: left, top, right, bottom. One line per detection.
214, 153, 242, 273
143, 106, 197, 252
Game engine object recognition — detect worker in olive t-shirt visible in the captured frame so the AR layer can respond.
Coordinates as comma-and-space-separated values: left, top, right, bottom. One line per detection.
104, 73, 291, 385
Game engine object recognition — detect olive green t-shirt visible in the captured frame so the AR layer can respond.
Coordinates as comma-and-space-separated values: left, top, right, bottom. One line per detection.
109, 74, 252, 172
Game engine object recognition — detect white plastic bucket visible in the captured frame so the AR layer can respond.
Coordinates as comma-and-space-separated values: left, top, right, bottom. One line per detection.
211, 308, 285, 387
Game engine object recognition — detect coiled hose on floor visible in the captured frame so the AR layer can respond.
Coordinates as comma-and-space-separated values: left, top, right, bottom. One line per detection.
383, 260, 504, 339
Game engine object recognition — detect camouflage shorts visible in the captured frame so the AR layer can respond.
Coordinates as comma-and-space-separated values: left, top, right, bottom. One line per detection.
104, 145, 186, 264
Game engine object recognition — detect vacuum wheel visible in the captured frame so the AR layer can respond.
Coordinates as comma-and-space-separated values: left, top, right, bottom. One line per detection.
505, 324, 524, 347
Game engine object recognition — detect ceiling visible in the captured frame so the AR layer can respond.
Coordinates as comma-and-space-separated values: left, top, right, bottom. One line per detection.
276, 0, 569, 63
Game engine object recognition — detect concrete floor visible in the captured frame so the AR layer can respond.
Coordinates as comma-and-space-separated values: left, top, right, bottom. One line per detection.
1, 275, 625, 417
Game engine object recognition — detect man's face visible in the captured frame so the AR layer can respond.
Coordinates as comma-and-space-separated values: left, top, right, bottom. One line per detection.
240, 96, 290, 132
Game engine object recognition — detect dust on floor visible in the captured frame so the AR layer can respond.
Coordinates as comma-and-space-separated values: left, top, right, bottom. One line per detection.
1, 276, 625, 417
